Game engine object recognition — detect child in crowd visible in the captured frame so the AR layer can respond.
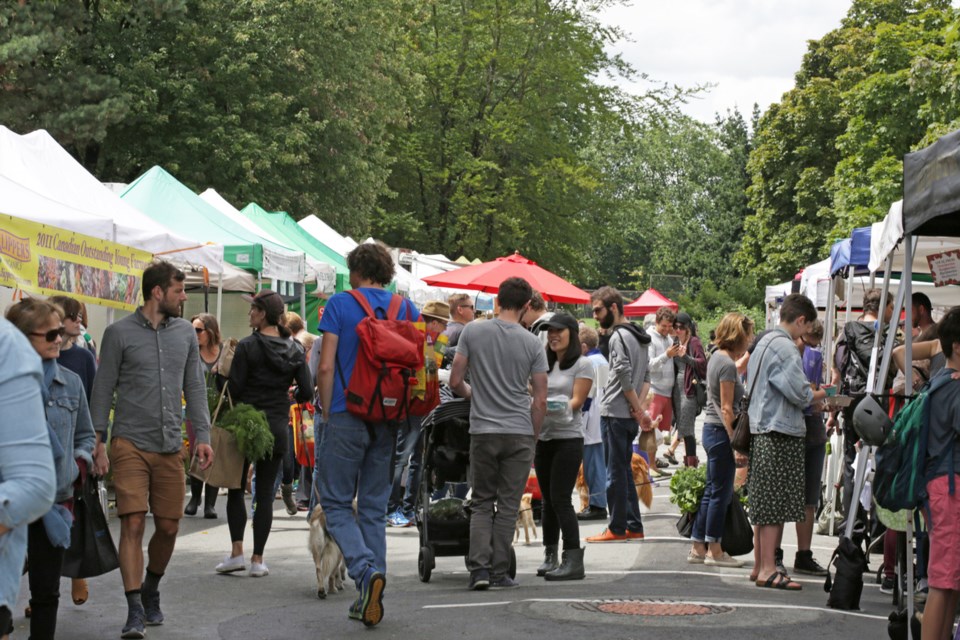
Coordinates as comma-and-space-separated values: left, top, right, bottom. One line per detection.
921, 306, 960, 640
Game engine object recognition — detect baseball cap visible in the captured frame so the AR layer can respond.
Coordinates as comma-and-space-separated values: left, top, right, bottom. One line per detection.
241, 289, 285, 317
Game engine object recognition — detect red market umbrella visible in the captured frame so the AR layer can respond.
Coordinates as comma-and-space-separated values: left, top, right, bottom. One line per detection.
623, 288, 678, 317
421, 252, 590, 304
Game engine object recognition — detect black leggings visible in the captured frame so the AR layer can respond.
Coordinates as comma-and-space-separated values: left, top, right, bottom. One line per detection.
534, 437, 583, 550
226, 455, 282, 556
684, 435, 697, 458
28, 519, 65, 640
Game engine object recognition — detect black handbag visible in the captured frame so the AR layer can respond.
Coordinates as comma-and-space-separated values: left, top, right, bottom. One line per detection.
824, 535, 867, 610
720, 495, 754, 557
676, 511, 694, 538
61, 474, 119, 579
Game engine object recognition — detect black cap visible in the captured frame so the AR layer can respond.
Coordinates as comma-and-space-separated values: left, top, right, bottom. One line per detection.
537, 312, 580, 333
241, 289, 285, 317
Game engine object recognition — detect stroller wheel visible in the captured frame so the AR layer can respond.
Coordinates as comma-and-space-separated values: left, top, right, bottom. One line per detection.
509, 547, 517, 579
419, 546, 435, 583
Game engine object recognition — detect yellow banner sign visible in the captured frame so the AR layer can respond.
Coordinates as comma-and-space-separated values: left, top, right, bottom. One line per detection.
0, 214, 153, 311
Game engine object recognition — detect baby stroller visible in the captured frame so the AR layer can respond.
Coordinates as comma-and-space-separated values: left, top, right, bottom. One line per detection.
414, 398, 517, 582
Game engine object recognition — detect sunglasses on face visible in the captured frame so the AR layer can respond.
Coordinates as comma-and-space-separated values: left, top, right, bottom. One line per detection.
65, 313, 83, 322
195, 327, 205, 334
31, 327, 66, 342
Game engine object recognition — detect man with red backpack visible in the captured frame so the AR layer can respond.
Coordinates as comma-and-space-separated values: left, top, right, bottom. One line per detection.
316, 242, 423, 628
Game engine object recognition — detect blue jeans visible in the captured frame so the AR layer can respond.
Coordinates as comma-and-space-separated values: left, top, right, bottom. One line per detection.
582, 442, 607, 510
691, 423, 735, 543
387, 416, 423, 518
601, 416, 643, 535
309, 413, 325, 513
317, 412, 394, 587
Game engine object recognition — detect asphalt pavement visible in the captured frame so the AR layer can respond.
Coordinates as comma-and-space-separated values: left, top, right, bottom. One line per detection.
11, 449, 898, 639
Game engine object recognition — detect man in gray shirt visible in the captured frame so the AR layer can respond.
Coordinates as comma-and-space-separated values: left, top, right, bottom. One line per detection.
90, 261, 213, 639
451, 277, 548, 590
586, 286, 651, 543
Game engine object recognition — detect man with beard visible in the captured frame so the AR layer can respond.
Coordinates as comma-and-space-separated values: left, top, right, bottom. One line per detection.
90, 261, 213, 639
586, 287, 651, 543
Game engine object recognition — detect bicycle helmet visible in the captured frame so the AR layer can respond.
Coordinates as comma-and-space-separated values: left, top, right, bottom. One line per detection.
852, 394, 893, 446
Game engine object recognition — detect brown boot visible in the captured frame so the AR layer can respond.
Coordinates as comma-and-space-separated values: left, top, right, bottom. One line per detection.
684, 456, 700, 468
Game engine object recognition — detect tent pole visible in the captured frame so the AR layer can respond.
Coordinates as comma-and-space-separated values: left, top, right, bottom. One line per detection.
902, 234, 915, 640
300, 282, 307, 322
844, 265, 855, 324
216, 272, 223, 328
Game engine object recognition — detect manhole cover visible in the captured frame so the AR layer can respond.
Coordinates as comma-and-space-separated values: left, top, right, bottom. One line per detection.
572, 600, 733, 617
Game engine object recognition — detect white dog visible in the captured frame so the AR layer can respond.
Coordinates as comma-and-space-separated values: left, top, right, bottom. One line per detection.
308, 505, 346, 599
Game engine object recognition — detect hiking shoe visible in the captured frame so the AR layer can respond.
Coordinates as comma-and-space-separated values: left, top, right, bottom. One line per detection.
586, 528, 628, 543
250, 562, 270, 577
386, 511, 410, 527
140, 589, 163, 626
215, 555, 246, 574
793, 551, 828, 577
358, 569, 385, 627
625, 529, 645, 541
489, 575, 519, 589
120, 608, 146, 639
348, 597, 363, 621
468, 569, 490, 591
880, 575, 895, 594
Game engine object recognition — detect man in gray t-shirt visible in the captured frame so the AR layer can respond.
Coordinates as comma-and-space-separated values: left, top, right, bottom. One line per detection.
451, 277, 548, 590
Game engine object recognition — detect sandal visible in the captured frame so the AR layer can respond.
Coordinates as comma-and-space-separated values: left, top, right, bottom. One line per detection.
755, 571, 802, 591
664, 451, 679, 465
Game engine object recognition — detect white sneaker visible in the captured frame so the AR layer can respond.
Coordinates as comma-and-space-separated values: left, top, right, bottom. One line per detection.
704, 552, 744, 568
250, 561, 269, 577
215, 555, 245, 573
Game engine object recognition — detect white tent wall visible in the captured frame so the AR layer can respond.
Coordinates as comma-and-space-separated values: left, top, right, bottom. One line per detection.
298, 215, 358, 257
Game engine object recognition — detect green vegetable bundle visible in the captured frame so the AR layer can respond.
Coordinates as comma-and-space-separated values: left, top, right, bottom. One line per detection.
217, 403, 274, 462
668, 466, 707, 514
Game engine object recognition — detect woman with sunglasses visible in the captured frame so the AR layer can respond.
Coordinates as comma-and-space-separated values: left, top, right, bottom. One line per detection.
664, 313, 707, 468
185, 314, 223, 518
47, 296, 98, 608
6, 298, 96, 640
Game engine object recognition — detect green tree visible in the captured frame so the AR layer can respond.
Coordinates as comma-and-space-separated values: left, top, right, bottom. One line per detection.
375, 0, 633, 282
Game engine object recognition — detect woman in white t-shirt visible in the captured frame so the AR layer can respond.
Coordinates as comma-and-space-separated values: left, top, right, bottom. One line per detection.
534, 313, 593, 581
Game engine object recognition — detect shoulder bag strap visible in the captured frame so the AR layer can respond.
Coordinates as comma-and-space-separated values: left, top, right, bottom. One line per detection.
745, 334, 790, 401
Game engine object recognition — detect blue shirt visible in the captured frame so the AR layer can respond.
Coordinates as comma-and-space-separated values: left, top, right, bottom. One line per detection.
927, 368, 960, 479
320, 288, 420, 414
0, 318, 57, 610
801, 347, 823, 417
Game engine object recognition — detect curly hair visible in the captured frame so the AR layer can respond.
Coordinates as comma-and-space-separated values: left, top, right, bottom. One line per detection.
347, 242, 395, 286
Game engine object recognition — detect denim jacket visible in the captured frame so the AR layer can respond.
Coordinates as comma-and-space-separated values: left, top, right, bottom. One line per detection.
0, 319, 57, 610
45, 362, 96, 502
747, 327, 814, 437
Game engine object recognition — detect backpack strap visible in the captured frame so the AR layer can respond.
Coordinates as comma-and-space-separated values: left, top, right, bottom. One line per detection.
385, 294, 403, 321
347, 289, 378, 319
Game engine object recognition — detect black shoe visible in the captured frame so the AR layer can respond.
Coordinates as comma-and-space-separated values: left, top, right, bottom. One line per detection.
577, 506, 607, 521
793, 551, 828, 577
140, 589, 163, 626
468, 569, 490, 591
184, 495, 200, 516
121, 608, 146, 639
880, 576, 895, 594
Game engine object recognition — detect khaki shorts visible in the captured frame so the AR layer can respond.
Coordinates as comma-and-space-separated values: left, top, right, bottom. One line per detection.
110, 437, 186, 520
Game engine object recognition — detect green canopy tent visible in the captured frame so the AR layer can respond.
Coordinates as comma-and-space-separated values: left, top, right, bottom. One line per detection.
122, 167, 306, 284
236, 203, 351, 332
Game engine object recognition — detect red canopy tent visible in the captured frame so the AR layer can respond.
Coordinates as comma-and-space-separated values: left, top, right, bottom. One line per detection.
421, 252, 590, 304
623, 288, 678, 317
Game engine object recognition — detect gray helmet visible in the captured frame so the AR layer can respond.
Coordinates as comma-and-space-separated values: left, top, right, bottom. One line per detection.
852, 394, 893, 446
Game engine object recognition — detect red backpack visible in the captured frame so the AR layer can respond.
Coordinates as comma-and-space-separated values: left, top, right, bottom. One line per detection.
337, 290, 425, 423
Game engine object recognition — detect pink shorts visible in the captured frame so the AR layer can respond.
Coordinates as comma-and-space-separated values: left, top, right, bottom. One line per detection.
650, 394, 673, 432
926, 474, 960, 591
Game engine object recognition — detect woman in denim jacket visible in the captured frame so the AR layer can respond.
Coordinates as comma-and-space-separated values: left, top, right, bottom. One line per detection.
7, 299, 95, 639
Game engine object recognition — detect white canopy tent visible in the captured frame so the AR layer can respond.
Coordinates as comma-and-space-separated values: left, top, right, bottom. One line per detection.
0, 126, 225, 273
298, 214, 358, 258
